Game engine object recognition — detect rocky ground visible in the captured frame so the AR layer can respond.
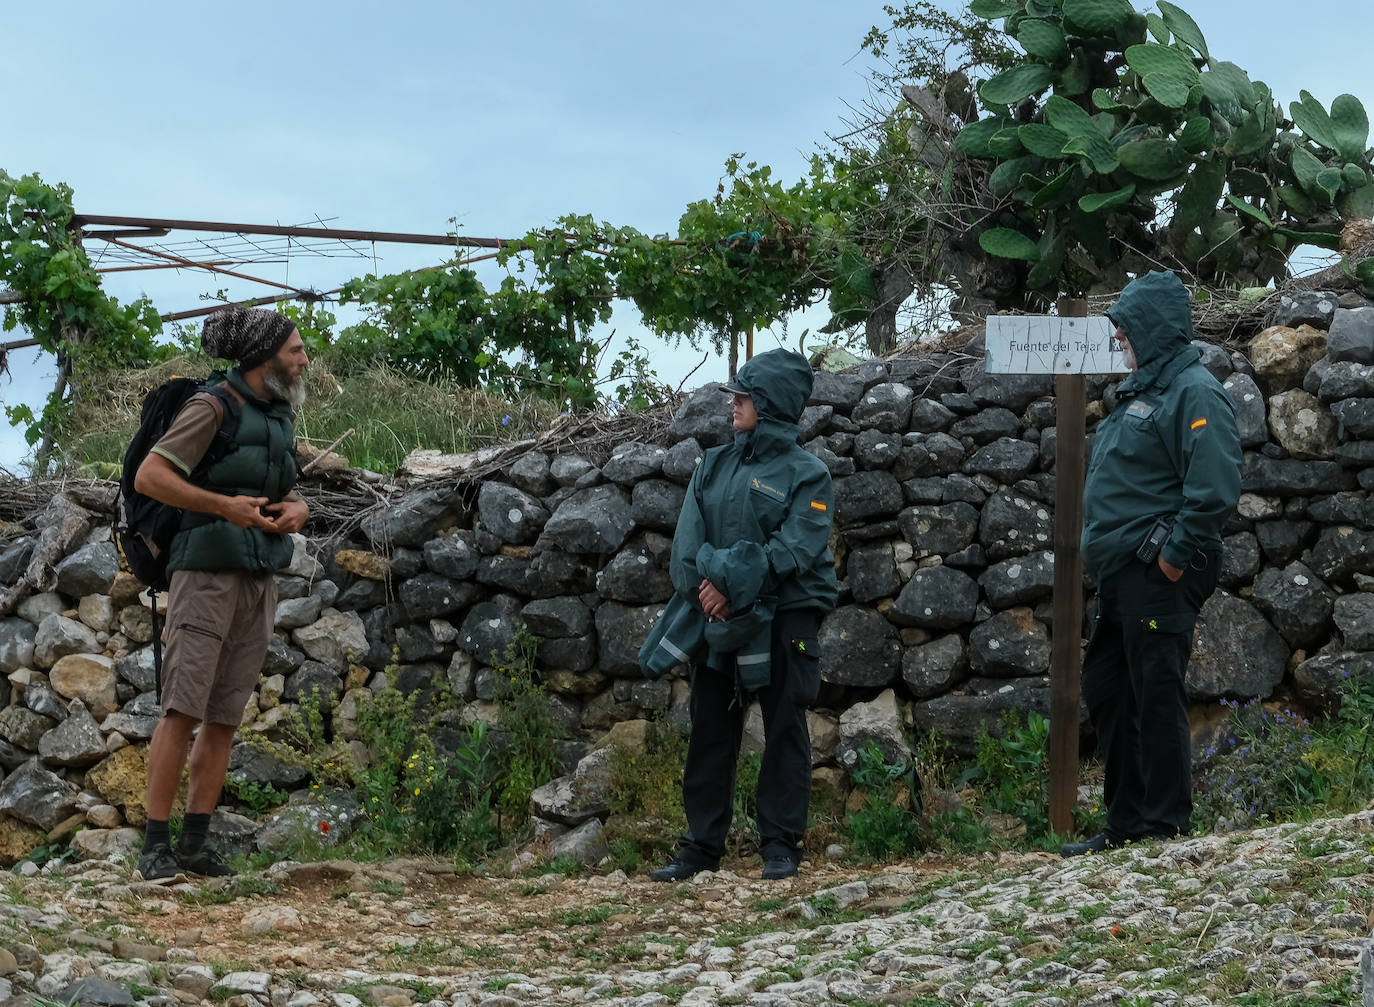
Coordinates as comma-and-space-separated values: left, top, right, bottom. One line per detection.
0, 812, 1372, 1007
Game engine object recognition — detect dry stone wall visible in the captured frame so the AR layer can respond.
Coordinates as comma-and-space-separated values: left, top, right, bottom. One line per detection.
2, 288, 1374, 860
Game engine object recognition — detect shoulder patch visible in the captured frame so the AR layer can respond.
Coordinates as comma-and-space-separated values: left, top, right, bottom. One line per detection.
1190, 417, 1207, 430
810, 500, 827, 512
1125, 400, 1155, 419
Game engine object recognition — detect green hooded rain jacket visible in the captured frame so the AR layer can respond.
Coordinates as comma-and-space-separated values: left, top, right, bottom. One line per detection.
1080, 271, 1243, 583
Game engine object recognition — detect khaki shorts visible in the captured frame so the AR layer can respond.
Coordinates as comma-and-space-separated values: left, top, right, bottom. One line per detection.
161, 569, 276, 724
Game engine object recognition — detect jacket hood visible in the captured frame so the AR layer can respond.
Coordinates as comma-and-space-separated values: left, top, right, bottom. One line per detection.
731, 349, 814, 424
1106, 271, 1196, 373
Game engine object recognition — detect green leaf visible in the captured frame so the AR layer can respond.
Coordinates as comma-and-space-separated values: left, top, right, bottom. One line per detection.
955, 116, 1015, 158
990, 155, 1045, 196
1338, 183, 1374, 221
1017, 19, 1069, 63
1224, 110, 1271, 158
1030, 167, 1081, 208
1225, 194, 1272, 228
1019, 122, 1072, 158
1316, 167, 1344, 204
1330, 94, 1371, 163
1141, 72, 1192, 109
1157, 1, 1209, 58
1275, 227, 1342, 250
1290, 90, 1341, 151
988, 127, 1027, 158
1079, 184, 1137, 212
1178, 116, 1214, 154
1290, 145, 1327, 196
1145, 12, 1169, 43
1062, 0, 1134, 36
1355, 258, 1374, 295
979, 64, 1056, 106
1228, 168, 1269, 197
1026, 227, 1067, 289
1091, 88, 1133, 114
1117, 138, 1189, 181
979, 228, 1042, 261
1045, 95, 1119, 174
1172, 159, 1226, 229
969, 0, 1020, 16
1056, 51, 1092, 97
1199, 62, 1255, 125
1125, 43, 1200, 85
1276, 185, 1315, 217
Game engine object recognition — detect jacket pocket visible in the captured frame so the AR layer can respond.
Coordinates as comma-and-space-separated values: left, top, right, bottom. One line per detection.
790, 636, 822, 704
1137, 611, 1196, 636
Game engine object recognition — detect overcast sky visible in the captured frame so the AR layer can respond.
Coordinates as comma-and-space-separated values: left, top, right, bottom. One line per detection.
2, 1, 1370, 470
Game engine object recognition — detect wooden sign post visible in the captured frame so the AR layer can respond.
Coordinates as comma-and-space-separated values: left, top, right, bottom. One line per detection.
985, 304, 1125, 836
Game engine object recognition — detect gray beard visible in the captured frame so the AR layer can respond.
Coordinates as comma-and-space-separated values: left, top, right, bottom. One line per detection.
264, 366, 308, 408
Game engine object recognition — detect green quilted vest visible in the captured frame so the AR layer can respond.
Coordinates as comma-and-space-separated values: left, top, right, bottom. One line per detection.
166, 369, 298, 574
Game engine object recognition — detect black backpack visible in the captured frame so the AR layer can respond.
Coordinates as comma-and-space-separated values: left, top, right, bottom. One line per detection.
114, 377, 242, 592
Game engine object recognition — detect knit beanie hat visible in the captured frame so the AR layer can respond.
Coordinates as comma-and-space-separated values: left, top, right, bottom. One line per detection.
201, 307, 297, 370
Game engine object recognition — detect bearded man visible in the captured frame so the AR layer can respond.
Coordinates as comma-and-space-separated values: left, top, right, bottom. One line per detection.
132, 307, 310, 879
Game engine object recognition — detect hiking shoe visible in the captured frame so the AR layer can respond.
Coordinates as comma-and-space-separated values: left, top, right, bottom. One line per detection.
761, 857, 798, 880
176, 845, 236, 877
1060, 831, 1122, 858
135, 843, 183, 881
649, 859, 716, 883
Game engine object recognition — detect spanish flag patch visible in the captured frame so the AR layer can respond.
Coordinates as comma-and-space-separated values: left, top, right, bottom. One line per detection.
810, 500, 828, 512
1190, 417, 1207, 430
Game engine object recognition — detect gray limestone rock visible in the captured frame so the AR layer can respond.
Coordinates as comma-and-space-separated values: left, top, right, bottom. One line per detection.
668, 383, 735, 447
969, 607, 1050, 677
38, 699, 106, 767
477, 482, 550, 544
661, 438, 704, 484
394, 625, 444, 663
818, 606, 901, 687
1185, 592, 1288, 700
549, 817, 610, 865
292, 610, 369, 670
963, 437, 1038, 485
834, 689, 910, 773
228, 744, 310, 789
506, 452, 557, 496
53, 542, 119, 599
424, 531, 480, 581
399, 572, 482, 620
0, 536, 36, 585
1292, 651, 1374, 717
1334, 593, 1374, 650
1222, 373, 1269, 449
846, 542, 900, 604
529, 745, 615, 825
457, 595, 525, 663
1242, 455, 1354, 496
602, 441, 668, 484
910, 684, 1053, 757
1267, 390, 1337, 459
594, 601, 663, 677
1248, 562, 1334, 648
476, 554, 529, 594
853, 429, 904, 470
0, 758, 79, 830
809, 371, 867, 411
1310, 525, 1374, 582
833, 471, 904, 527
979, 551, 1055, 609
274, 595, 323, 631
0, 617, 36, 673
1317, 361, 1374, 403
0, 706, 55, 749
521, 596, 593, 639
360, 484, 465, 548
630, 479, 686, 533
901, 634, 967, 699
907, 398, 956, 434
1330, 398, 1374, 439
540, 485, 635, 554
1219, 532, 1261, 589
31, 614, 99, 670
17, 591, 64, 626
979, 492, 1054, 561
1326, 306, 1374, 364
283, 661, 344, 711
897, 503, 979, 558
596, 541, 672, 604
797, 404, 834, 442
852, 382, 914, 433
550, 454, 598, 487
890, 565, 979, 629
950, 408, 1019, 446
526, 551, 597, 598
1272, 289, 1338, 330
23, 679, 68, 722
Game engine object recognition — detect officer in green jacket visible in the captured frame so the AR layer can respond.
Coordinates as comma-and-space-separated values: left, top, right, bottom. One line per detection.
650, 348, 838, 882
1061, 270, 1242, 857
133, 307, 310, 880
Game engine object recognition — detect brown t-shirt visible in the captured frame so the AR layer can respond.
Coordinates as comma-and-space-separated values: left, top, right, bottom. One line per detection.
150, 388, 241, 476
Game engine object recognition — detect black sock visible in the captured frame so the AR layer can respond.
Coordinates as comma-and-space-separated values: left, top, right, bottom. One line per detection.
177, 813, 210, 854
143, 819, 171, 852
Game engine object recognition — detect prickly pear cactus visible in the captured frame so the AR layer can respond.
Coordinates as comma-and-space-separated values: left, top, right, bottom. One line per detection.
954, 0, 1374, 296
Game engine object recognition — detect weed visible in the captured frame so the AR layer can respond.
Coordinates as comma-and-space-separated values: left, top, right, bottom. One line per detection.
221, 777, 288, 817
845, 741, 922, 860
490, 628, 562, 830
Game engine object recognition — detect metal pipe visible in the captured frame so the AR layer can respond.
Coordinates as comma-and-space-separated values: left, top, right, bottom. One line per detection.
99, 235, 309, 295
72, 213, 513, 250
96, 261, 232, 274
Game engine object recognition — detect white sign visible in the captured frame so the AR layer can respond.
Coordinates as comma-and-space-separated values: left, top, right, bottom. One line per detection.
984, 315, 1127, 375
